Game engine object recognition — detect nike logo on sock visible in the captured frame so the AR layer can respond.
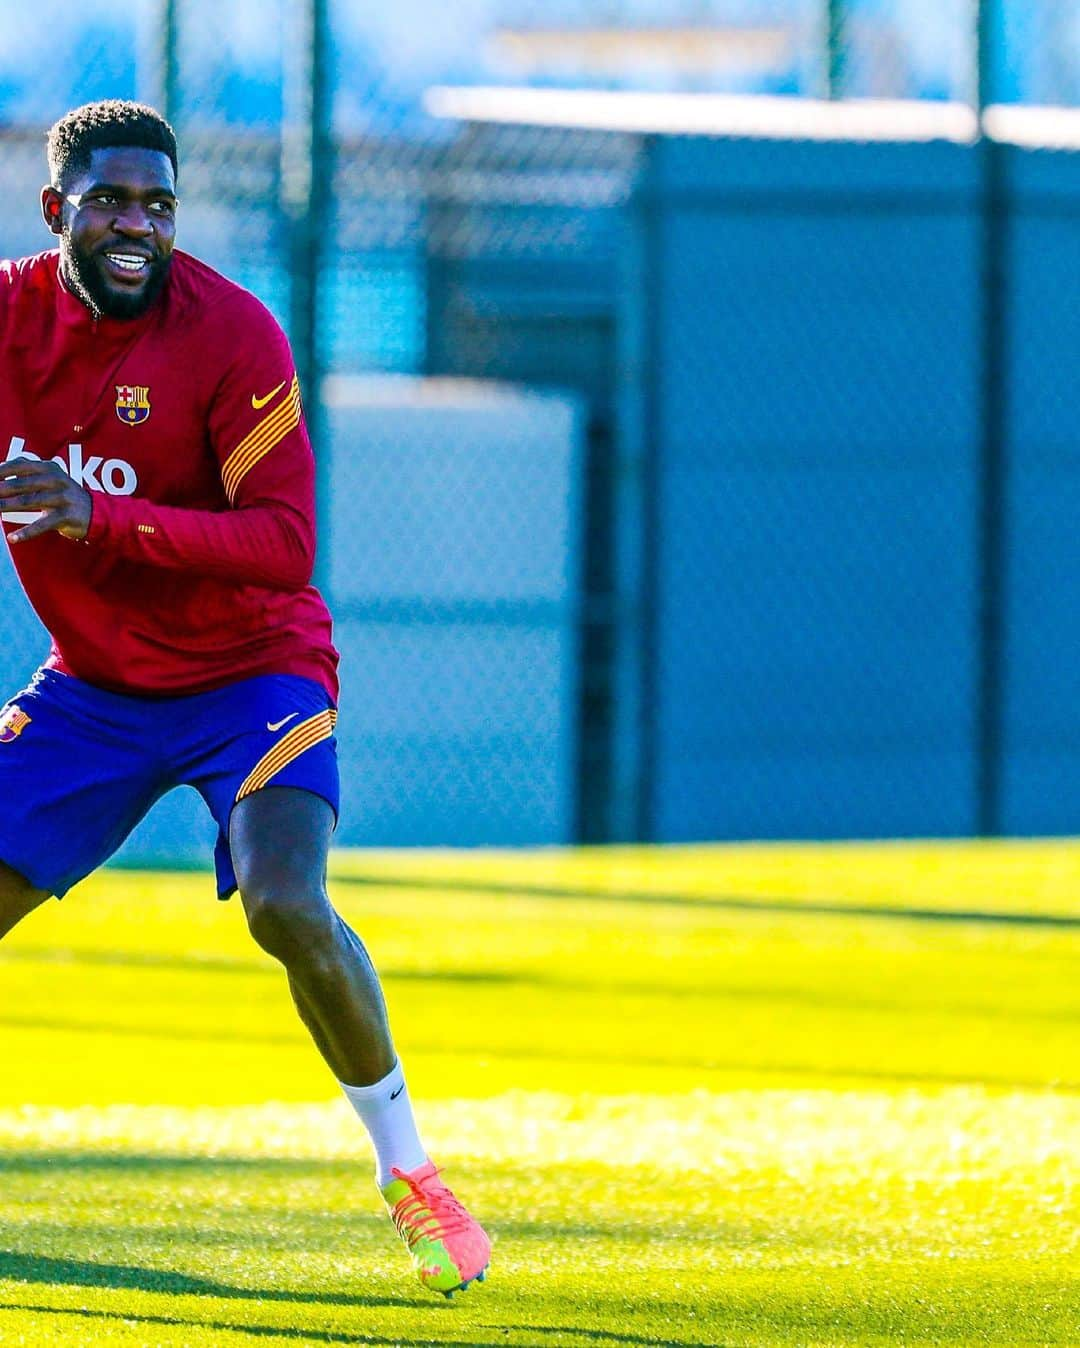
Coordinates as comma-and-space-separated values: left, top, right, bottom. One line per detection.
390, 1085, 404, 1100
266, 713, 300, 732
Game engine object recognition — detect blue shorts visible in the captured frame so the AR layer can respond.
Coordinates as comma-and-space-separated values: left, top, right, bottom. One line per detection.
0, 669, 339, 899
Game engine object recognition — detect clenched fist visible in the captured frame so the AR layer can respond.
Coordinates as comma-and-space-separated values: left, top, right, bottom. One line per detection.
0, 456, 93, 543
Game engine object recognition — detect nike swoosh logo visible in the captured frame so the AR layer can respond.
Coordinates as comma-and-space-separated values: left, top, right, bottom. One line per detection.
252, 380, 287, 411
390, 1085, 404, 1100
266, 713, 300, 732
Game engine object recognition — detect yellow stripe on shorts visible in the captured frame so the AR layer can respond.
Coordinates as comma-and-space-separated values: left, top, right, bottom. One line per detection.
235, 708, 336, 803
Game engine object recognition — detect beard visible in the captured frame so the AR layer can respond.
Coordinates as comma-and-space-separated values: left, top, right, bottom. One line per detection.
60, 229, 172, 321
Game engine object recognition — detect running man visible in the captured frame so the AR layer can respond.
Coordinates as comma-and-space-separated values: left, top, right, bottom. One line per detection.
0, 100, 490, 1298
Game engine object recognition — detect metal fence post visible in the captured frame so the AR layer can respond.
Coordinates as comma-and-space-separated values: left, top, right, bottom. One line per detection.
825, 0, 847, 99
281, 0, 332, 588
975, 0, 1008, 835
157, 0, 179, 125
607, 147, 658, 844
635, 164, 663, 845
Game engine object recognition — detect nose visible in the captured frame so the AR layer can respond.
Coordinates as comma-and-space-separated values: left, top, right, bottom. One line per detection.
112, 203, 155, 236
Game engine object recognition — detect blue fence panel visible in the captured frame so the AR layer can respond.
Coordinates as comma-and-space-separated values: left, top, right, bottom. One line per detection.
1001, 145, 1080, 833
643, 135, 982, 839
325, 378, 584, 847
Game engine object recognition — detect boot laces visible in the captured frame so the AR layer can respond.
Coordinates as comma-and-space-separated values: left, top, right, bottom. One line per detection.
389, 1166, 473, 1249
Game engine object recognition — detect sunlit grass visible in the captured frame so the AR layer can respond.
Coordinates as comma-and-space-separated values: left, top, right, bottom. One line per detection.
0, 842, 1077, 1345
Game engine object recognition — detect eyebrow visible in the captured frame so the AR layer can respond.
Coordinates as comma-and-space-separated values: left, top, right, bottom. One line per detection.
80, 182, 178, 200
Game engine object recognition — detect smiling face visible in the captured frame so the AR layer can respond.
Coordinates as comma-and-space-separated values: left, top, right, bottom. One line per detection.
43, 145, 178, 321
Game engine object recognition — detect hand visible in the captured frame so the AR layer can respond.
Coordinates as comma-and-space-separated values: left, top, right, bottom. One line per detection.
0, 458, 93, 543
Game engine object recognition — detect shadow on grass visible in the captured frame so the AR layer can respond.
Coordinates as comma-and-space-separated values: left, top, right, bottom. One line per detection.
0, 1151, 351, 1175
0, 1149, 707, 1242
0, 1250, 432, 1311
0, 944, 520, 984
329, 871, 1080, 928
0, 1152, 718, 1343
5, 942, 1077, 1032
0, 1302, 476, 1345
0, 1018, 1073, 1089
496, 1327, 709, 1348
0, 1302, 701, 1348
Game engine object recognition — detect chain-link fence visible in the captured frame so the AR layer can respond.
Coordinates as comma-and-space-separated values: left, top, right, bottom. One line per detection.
0, 2, 1077, 855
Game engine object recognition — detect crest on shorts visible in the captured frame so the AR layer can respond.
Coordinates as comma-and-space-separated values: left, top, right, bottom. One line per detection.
0, 705, 30, 742
115, 385, 151, 426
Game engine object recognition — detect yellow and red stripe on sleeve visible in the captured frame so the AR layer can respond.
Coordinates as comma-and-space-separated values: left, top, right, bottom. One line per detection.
234, 707, 338, 803
221, 374, 303, 503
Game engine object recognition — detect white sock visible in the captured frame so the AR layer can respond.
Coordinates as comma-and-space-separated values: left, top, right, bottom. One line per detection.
339, 1059, 429, 1188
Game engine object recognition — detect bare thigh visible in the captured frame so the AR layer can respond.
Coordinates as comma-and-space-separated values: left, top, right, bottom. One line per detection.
0, 860, 49, 940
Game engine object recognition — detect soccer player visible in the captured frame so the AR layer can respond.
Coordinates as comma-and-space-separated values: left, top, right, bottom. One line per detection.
0, 100, 489, 1298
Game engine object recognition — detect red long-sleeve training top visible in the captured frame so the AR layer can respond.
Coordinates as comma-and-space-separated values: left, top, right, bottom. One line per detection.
0, 248, 339, 699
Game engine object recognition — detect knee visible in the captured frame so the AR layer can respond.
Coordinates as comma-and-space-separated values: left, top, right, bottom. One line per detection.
242, 882, 339, 968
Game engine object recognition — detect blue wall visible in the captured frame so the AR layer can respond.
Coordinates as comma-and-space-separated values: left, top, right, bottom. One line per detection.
1000, 148, 1080, 831
635, 135, 1079, 840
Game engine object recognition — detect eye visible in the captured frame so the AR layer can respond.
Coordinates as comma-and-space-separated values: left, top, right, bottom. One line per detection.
92, 194, 118, 207
148, 200, 176, 216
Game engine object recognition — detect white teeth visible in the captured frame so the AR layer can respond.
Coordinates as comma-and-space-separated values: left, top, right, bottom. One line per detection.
107, 254, 148, 271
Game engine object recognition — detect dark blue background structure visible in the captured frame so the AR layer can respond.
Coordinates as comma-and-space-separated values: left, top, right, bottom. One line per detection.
639, 137, 982, 840
428, 130, 1080, 843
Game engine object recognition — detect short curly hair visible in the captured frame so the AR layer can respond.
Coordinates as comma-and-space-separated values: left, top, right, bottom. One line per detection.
47, 100, 178, 190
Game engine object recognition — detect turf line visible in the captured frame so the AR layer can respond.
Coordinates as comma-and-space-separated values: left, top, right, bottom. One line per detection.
328, 873, 1080, 928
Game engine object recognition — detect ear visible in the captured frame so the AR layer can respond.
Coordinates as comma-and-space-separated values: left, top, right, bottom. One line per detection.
41, 186, 64, 235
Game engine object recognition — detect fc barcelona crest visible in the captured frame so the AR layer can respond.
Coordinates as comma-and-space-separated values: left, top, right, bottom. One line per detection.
116, 385, 151, 426
0, 706, 30, 743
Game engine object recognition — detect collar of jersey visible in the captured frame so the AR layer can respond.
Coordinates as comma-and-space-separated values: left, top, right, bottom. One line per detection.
53, 250, 164, 338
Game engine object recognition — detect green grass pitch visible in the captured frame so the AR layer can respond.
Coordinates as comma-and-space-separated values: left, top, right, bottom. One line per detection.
0, 840, 1077, 1346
